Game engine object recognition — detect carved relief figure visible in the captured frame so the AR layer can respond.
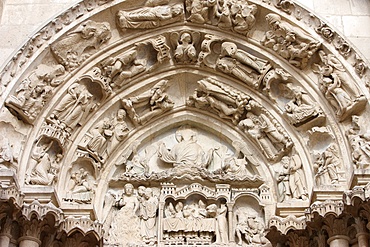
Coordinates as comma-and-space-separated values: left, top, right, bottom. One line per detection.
314, 50, 366, 120
122, 79, 174, 125
26, 151, 62, 186
171, 32, 198, 64
235, 209, 267, 245
277, 155, 308, 201
222, 156, 252, 179
216, 42, 269, 88
284, 84, 322, 126
239, 112, 292, 161
6, 64, 65, 123
185, 0, 216, 24
158, 125, 214, 174
0, 137, 16, 171
262, 13, 320, 69
139, 188, 159, 245
51, 20, 111, 70
101, 49, 146, 88
229, 0, 258, 35
314, 143, 340, 185
117, 4, 184, 29
48, 83, 94, 134
346, 116, 370, 169
106, 109, 129, 156
108, 183, 140, 246
215, 203, 228, 244
65, 167, 94, 203
86, 117, 113, 162
187, 77, 250, 124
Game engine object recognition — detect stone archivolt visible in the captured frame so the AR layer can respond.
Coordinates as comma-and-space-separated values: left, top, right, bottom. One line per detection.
0, 0, 370, 246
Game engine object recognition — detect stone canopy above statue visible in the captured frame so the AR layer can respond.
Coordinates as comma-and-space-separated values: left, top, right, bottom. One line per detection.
0, 0, 369, 246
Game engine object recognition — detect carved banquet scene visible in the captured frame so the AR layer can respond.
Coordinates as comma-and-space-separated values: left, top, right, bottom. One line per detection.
0, 0, 370, 246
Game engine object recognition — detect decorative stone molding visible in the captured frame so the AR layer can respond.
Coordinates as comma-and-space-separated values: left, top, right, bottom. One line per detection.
22, 200, 63, 223
59, 216, 104, 240
305, 200, 344, 221
268, 215, 306, 234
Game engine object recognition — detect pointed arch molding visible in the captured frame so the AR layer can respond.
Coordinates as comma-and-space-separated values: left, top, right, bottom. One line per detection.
1, 0, 370, 245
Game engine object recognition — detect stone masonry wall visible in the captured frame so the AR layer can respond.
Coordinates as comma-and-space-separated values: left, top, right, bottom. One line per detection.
0, 0, 369, 68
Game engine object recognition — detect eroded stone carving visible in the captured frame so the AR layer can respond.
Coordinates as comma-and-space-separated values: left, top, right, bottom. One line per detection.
276, 154, 308, 202
101, 49, 146, 88
117, 3, 184, 30
262, 13, 320, 69
25, 141, 62, 186
47, 83, 96, 134
6, 64, 65, 124
64, 167, 95, 203
0, 137, 17, 171
313, 50, 366, 120
235, 208, 268, 245
122, 79, 174, 126
239, 112, 292, 161
262, 69, 324, 127
313, 143, 341, 185
51, 20, 111, 71
114, 126, 263, 185
346, 115, 370, 169
187, 77, 250, 124
186, 0, 258, 36
283, 84, 323, 126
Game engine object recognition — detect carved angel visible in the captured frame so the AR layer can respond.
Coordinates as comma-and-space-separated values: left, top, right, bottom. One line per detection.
170, 32, 200, 64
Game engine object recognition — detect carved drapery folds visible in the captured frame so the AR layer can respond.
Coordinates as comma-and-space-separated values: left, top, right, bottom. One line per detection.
1, 0, 370, 246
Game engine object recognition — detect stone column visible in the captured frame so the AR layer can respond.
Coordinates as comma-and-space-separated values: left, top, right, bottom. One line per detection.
0, 217, 14, 247
355, 217, 368, 247
226, 202, 234, 243
0, 233, 11, 247
325, 217, 350, 247
18, 236, 41, 247
18, 219, 42, 247
158, 201, 165, 245
327, 235, 350, 247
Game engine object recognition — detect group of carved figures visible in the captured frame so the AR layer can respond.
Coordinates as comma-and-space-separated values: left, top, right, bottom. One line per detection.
81, 108, 129, 163
104, 184, 159, 246
103, 183, 267, 246
6, 4, 365, 133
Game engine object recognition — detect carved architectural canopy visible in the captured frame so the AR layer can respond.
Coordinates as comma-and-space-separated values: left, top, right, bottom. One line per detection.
1, 0, 370, 246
